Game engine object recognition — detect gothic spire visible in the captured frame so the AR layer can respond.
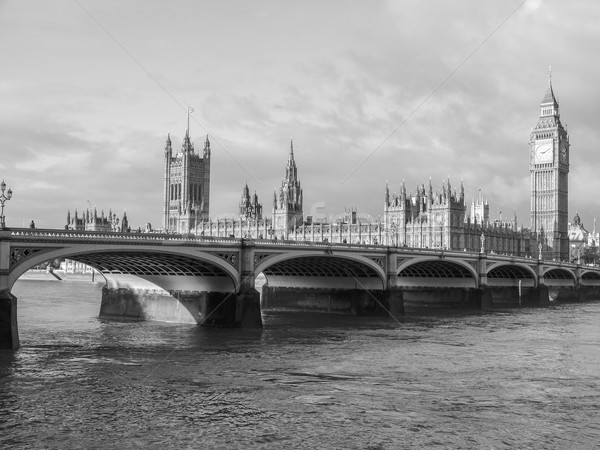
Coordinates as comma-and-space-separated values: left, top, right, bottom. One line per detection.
288, 138, 295, 165
541, 65, 559, 108
203, 134, 211, 157
165, 133, 172, 157
385, 182, 389, 205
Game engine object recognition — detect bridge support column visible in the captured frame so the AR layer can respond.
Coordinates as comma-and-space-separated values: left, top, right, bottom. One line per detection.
261, 286, 392, 316
234, 283, 262, 328
385, 288, 405, 318
479, 285, 550, 309
99, 286, 263, 328
574, 285, 600, 302
234, 243, 263, 328
0, 290, 19, 350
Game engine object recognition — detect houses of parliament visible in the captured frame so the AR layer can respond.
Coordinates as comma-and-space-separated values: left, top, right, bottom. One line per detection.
161, 72, 572, 261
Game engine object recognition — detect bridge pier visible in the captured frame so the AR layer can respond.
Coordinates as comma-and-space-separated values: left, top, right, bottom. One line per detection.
548, 285, 600, 303
260, 284, 558, 318
235, 287, 262, 328
401, 287, 484, 313
479, 285, 550, 309
261, 285, 405, 319
99, 286, 263, 328
261, 286, 393, 316
0, 290, 19, 350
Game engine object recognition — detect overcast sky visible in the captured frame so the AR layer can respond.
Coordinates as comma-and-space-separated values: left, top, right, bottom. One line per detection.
1, 0, 599, 231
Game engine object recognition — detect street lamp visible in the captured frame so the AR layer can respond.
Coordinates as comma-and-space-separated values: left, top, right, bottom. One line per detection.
0, 180, 13, 228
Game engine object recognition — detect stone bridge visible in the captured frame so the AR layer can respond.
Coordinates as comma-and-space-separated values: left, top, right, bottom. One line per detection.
2, 228, 600, 349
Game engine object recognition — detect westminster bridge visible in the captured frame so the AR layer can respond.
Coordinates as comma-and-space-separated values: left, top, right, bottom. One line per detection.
2, 228, 600, 349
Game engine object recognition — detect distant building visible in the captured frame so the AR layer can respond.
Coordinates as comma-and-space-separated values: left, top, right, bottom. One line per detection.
239, 183, 262, 220
470, 189, 489, 225
384, 180, 528, 254
568, 213, 589, 262
529, 70, 570, 260
66, 208, 128, 232
163, 119, 211, 233
272, 140, 303, 237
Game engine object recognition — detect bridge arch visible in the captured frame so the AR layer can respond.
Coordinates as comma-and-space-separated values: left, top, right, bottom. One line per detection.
396, 257, 478, 288
486, 262, 537, 287
580, 269, 600, 286
542, 267, 576, 287
254, 251, 386, 289
8, 245, 240, 293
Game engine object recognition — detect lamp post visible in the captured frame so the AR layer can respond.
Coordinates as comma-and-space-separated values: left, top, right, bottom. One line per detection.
0, 180, 13, 228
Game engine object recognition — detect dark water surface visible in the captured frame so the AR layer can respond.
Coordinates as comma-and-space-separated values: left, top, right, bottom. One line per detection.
2, 280, 600, 449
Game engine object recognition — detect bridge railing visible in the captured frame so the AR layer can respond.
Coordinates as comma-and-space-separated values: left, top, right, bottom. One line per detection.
7, 228, 241, 245
3, 227, 586, 270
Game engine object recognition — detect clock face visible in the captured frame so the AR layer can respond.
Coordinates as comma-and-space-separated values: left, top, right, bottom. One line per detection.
535, 140, 553, 163
560, 143, 568, 163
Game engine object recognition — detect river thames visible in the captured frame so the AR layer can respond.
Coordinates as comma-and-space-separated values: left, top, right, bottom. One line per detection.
1, 278, 600, 449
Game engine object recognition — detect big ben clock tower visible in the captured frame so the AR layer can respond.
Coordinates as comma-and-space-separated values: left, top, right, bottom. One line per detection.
530, 68, 570, 261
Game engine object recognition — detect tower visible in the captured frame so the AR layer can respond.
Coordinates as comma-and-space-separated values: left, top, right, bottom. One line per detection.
530, 68, 569, 260
163, 115, 211, 233
272, 140, 303, 237
239, 183, 262, 220
470, 189, 489, 225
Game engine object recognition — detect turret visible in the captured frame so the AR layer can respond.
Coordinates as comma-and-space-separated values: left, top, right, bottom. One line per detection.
182, 129, 194, 153
385, 182, 389, 206
121, 211, 129, 232
427, 178, 433, 207
203, 135, 211, 158
400, 180, 406, 203
165, 133, 172, 158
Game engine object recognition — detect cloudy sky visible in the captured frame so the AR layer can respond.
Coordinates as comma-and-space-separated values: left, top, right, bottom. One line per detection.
1, 0, 599, 230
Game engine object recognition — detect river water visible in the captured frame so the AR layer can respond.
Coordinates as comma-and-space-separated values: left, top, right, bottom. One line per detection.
1, 279, 600, 449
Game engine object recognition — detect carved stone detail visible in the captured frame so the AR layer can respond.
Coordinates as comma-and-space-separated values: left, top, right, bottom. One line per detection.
253, 252, 283, 268
368, 256, 385, 269
10, 248, 45, 268
396, 257, 408, 268
466, 261, 479, 272
212, 252, 239, 269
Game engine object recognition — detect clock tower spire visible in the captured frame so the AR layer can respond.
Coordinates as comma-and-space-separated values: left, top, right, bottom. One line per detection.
530, 68, 570, 261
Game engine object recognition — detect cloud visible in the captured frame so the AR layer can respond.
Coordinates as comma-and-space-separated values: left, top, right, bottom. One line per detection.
0, 0, 599, 231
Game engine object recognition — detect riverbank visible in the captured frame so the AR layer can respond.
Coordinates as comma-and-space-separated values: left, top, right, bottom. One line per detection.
18, 270, 102, 282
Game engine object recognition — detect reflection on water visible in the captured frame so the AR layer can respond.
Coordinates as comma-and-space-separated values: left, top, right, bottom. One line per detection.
2, 279, 600, 448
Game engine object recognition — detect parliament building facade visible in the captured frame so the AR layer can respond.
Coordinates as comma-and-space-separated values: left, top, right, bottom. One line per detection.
162, 72, 570, 259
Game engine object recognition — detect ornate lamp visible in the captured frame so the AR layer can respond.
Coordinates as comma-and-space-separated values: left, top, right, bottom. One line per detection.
0, 180, 13, 228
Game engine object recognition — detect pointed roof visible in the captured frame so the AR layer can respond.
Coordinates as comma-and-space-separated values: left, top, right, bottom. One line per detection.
182, 128, 193, 152
541, 67, 558, 106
